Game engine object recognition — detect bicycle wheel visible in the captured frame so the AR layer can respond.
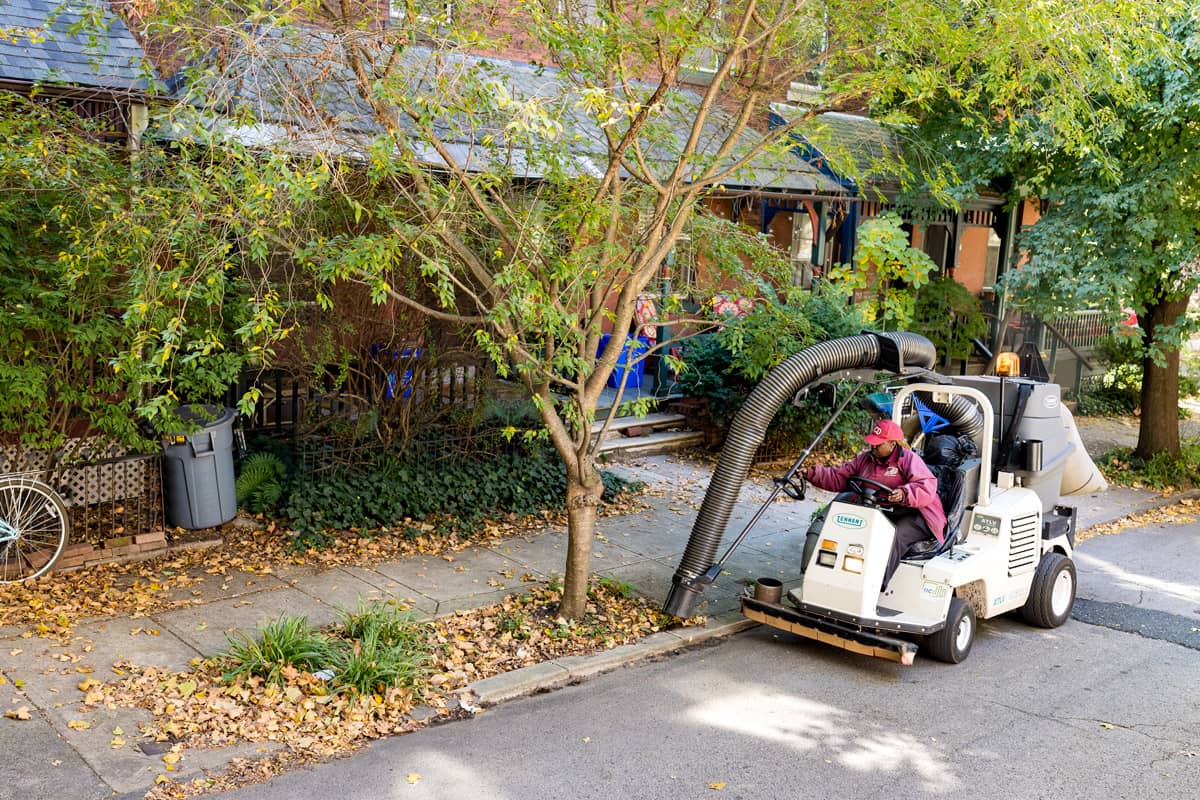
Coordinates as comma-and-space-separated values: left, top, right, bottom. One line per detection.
0, 476, 70, 583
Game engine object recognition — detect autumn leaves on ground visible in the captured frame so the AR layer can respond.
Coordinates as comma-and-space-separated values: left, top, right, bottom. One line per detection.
0, 498, 693, 799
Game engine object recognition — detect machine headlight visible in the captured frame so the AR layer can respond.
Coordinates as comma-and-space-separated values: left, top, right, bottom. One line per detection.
816, 550, 837, 568
842, 555, 864, 574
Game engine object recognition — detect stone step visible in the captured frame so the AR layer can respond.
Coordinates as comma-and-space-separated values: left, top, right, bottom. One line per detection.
597, 429, 705, 458
590, 412, 686, 436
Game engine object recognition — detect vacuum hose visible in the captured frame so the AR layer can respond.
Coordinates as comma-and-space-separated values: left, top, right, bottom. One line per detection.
663, 332, 980, 618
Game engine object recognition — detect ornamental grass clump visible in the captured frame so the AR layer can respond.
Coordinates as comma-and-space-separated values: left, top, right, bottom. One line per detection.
220, 604, 434, 698
222, 615, 333, 686
331, 603, 434, 696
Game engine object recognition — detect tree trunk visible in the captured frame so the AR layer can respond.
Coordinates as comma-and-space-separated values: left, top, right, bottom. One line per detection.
1134, 295, 1188, 460
560, 465, 605, 620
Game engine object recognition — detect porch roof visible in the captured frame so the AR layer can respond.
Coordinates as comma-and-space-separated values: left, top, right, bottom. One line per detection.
0, 0, 154, 94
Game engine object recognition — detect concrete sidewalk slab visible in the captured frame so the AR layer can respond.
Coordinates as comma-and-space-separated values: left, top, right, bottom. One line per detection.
0, 704, 109, 798
327, 566, 439, 618
287, 566, 393, 616
486, 529, 645, 574
151, 568, 288, 608
370, 547, 519, 601
154, 586, 320, 655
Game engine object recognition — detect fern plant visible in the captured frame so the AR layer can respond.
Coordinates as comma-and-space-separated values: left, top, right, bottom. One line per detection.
236, 452, 288, 513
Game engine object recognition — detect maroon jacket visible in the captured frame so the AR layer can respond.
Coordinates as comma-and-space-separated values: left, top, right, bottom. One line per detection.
807, 447, 947, 542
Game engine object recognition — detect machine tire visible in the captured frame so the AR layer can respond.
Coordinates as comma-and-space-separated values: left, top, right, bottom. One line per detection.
925, 597, 975, 664
1020, 552, 1076, 628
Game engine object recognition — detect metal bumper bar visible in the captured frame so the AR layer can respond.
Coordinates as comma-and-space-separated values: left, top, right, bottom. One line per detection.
740, 595, 919, 666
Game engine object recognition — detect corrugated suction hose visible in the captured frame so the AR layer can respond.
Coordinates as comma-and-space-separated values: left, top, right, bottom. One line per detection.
663, 333, 939, 618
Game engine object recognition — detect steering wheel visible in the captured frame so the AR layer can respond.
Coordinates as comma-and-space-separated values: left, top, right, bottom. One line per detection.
846, 475, 897, 508
774, 474, 807, 500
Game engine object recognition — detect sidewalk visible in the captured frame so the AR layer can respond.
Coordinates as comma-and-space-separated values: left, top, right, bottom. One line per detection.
0, 452, 1188, 798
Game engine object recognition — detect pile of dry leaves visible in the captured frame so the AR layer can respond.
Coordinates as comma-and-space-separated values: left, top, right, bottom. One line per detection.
83, 581, 686, 799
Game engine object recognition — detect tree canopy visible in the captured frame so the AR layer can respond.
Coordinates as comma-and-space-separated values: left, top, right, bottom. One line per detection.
902, 3, 1194, 457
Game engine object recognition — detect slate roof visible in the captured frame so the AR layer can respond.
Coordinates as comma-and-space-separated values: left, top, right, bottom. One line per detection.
175, 26, 841, 195
770, 103, 906, 188
0, 0, 153, 93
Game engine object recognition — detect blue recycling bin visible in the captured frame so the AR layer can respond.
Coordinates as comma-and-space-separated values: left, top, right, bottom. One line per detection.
598, 334, 650, 388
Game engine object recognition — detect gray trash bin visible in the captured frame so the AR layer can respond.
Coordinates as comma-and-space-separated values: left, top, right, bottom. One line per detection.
161, 405, 238, 529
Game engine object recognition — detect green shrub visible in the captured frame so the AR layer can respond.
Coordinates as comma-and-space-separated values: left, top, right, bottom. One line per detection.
676, 287, 874, 454
912, 277, 988, 361
1077, 332, 1143, 416
221, 605, 434, 697
282, 438, 641, 547
236, 452, 289, 513
222, 615, 333, 686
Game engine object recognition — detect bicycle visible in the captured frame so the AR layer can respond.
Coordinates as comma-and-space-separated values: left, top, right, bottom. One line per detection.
0, 471, 71, 583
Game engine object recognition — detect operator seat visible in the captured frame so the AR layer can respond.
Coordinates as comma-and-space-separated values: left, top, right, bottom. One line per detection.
905, 434, 980, 560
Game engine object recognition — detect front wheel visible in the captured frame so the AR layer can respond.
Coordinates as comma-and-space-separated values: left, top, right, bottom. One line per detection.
925, 597, 975, 663
1021, 552, 1076, 628
0, 476, 70, 583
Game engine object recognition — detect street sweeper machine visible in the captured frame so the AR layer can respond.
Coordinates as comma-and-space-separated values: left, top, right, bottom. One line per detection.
663, 332, 1106, 665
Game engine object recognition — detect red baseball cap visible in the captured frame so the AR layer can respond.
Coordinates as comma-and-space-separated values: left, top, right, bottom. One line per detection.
864, 419, 906, 446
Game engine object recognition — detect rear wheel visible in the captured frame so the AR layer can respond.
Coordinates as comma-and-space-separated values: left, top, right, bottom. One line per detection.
925, 597, 975, 663
1021, 552, 1076, 628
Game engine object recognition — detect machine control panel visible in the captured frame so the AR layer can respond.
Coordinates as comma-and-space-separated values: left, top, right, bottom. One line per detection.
970, 513, 1002, 537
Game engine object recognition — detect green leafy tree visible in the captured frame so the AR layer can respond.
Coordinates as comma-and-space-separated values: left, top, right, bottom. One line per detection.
1017, 17, 1200, 459
75, 0, 1159, 618
898, 5, 1190, 458
829, 213, 936, 330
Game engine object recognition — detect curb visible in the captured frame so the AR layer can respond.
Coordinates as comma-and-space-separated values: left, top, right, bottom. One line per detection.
467, 610, 756, 706
1080, 487, 1200, 533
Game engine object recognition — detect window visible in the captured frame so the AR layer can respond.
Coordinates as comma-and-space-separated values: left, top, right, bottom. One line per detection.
680, 4, 726, 82
983, 229, 1002, 289
389, 0, 454, 26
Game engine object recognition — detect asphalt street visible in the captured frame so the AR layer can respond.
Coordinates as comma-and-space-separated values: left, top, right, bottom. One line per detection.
207, 520, 1200, 800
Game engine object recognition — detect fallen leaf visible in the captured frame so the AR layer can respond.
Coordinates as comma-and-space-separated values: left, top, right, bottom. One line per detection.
708, 782, 727, 790
4, 707, 31, 721
67, 719, 91, 730
406, 773, 421, 785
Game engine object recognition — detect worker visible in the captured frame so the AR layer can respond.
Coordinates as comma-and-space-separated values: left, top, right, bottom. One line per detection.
802, 419, 946, 591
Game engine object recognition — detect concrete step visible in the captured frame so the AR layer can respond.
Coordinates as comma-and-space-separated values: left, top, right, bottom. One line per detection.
590, 412, 686, 436
597, 429, 705, 458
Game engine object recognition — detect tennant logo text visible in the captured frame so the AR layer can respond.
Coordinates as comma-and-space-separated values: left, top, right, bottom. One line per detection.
834, 514, 865, 528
